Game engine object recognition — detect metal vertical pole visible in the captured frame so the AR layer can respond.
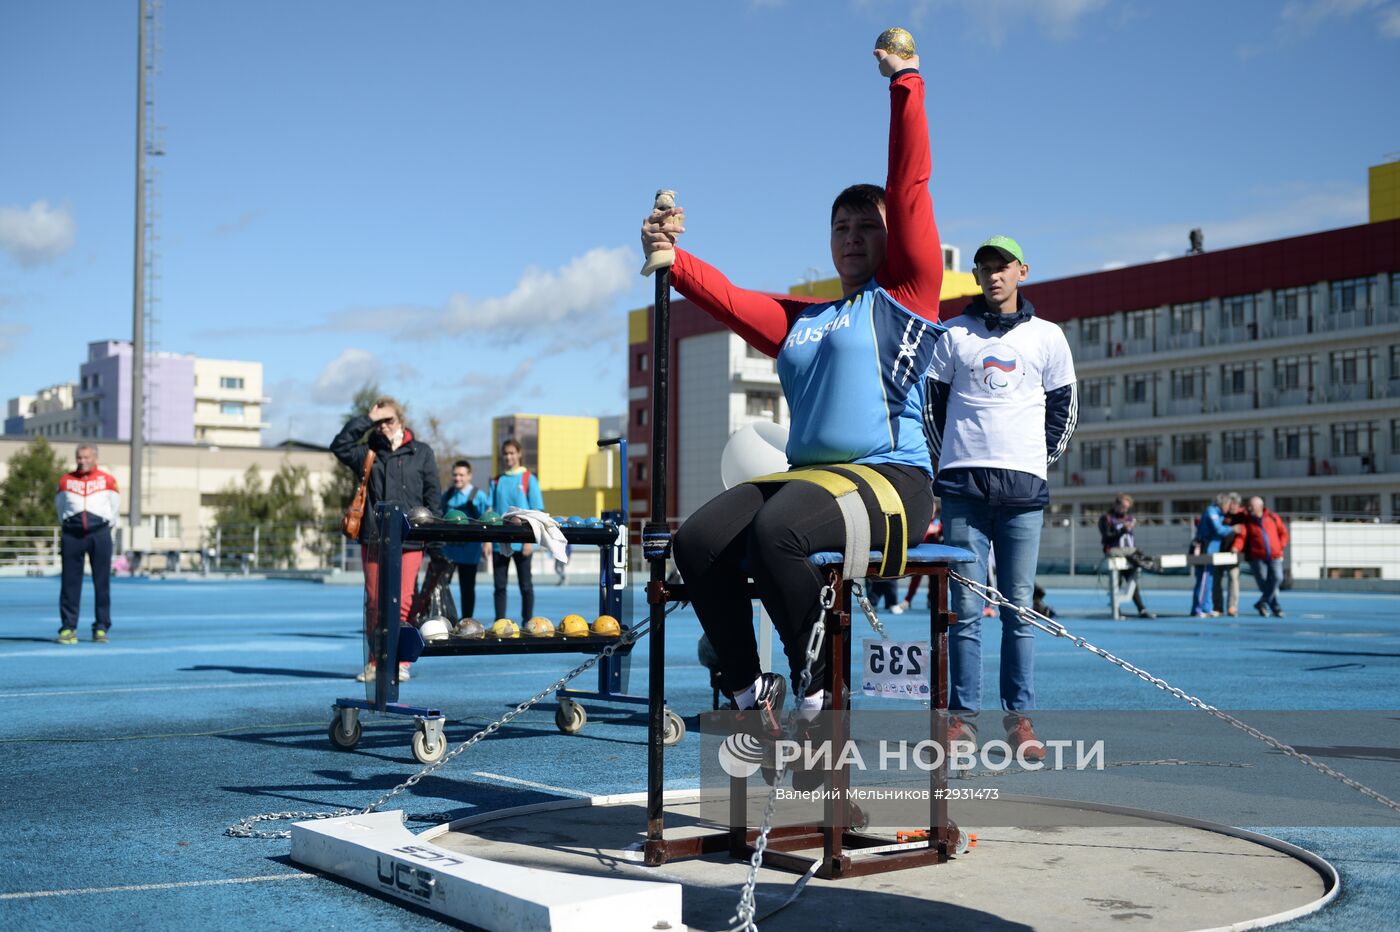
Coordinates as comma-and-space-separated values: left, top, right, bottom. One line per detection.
129, 0, 147, 532
252, 525, 260, 568
645, 265, 671, 857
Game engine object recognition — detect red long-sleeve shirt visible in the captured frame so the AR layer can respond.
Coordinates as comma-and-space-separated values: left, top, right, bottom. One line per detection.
671, 69, 942, 357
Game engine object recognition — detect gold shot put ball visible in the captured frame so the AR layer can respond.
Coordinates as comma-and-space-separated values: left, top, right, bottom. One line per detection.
876, 27, 916, 58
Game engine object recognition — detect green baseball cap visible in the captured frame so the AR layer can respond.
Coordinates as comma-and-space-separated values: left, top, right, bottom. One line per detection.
974, 235, 1025, 264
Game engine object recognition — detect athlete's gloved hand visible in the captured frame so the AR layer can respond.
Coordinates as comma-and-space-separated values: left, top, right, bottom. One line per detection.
874, 48, 920, 77
640, 206, 685, 260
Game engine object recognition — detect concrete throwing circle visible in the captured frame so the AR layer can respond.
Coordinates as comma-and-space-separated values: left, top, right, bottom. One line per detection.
423, 790, 1337, 931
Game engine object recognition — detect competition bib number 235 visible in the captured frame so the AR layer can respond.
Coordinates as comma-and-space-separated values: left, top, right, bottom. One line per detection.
862, 639, 931, 700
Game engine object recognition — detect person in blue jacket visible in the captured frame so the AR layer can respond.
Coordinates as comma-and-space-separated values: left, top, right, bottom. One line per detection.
489, 438, 544, 620
441, 459, 491, 619
1190, 492, 1240, 617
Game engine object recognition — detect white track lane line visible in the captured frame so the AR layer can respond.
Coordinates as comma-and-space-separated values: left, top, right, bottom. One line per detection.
0, 872, 316, 899
0, 668, 579, 700
471, 771, 598, 798
1, 641, 350, 660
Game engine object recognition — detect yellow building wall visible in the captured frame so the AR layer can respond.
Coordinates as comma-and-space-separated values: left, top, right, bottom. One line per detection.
787, 270, 981, 302
1370, 161, 1400, 224
490, 413, 621, 517
535, 415, 599, 491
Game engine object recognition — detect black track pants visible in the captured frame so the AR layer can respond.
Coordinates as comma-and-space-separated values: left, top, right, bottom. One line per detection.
672, 463, 932, 697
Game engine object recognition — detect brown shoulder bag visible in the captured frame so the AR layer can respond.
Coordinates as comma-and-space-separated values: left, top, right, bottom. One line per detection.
341, 449, 376, 538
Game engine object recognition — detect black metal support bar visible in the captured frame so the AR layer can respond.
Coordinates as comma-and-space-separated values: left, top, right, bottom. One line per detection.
645, 265, 672, 862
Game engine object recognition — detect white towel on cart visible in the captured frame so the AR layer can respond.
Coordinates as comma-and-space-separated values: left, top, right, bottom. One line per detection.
501, 508, 569, 564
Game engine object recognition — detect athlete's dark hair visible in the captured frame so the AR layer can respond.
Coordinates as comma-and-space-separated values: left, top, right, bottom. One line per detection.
452, 459, 472, 472
830, 184, 886, 224
501, 438, 522, 454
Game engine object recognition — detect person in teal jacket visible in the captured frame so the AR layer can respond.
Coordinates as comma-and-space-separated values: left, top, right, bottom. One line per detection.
441, 459, 491, 619
490, 438, 544, 620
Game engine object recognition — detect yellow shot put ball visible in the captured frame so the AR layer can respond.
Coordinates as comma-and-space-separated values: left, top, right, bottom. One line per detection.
876, 27, 916, 58
525, 616, 555, 638
592, 614, 621, 637
560, 614, 590, 638
491, 618, 520, 639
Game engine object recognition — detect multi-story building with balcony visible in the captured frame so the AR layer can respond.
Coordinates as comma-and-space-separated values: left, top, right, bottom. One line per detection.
5, 341, 268, 447
932, 217, 1400, 522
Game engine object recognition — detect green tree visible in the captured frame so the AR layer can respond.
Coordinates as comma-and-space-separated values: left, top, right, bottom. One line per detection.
210, 462, 316, 569
0, 437, 66, 536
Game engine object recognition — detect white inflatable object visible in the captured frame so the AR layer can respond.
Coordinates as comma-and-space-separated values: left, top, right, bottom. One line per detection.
720, 421, 790, 489
418, 617, 452, 642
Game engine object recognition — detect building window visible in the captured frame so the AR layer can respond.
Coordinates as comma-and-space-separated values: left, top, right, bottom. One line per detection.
1220, 364, 1248, 395
1330, 348, 1374, 385
1170, 368, 1203, 399
1332, 494, 1380, 518
1123, 374, 1149, 404
1084, 319, 1104, 344
1125, 438, 1157, 468
219, 376, 245, 390
1125, 309, 1153, 340
1390, 344, 1400, 377
1330, 276, 1374, 313
634, 407, 648, 427
745, 390, 780, 421
1169, 302, 1202, 334
636, 352, 649, 372
1274, 427, 1310, 460
1081, 378, 1109, 407
93, 399, 100, 415
220, 402, 245, 416
1221, 294, 1254, 328
1080, 441, 1110, 470
745, 343, 769, 360
1274, 287, 1309, 321
1391, 275, 1399, 308
635, 462, 648, 482
1330, 421, 1374, 457
1274, 496, 1320, 516
1392, 418, 1400, 454
1274, 355, 1311, 391
1173, 434, 1208, 465
145, 514, 180, 538
1221, 431, 1250, 463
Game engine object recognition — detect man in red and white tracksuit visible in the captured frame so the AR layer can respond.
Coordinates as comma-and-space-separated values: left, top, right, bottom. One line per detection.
55, 444, 120, 643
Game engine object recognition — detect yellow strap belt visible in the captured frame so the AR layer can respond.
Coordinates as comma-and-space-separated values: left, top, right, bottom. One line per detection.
747, 465, 908, 578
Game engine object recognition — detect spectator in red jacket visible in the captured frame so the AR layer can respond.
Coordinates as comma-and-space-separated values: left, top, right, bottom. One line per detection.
1240, 496, 1290, 618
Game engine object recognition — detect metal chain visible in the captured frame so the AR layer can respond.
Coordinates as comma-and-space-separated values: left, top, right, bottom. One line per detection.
850, 582, 889, 640
727, 588, 829, 932
225, 623, 650, 840
948, 569, 1400, 815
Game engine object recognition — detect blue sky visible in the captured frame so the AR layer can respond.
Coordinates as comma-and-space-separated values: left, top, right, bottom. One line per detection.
2, 0, 1397, 453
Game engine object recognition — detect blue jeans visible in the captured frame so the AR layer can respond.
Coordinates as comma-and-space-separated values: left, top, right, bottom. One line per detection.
942, 496, 1043, 723
1250, 558, 1284, 613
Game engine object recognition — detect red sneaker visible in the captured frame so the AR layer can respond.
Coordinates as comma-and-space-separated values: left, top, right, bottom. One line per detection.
1007, 718, 1045, 763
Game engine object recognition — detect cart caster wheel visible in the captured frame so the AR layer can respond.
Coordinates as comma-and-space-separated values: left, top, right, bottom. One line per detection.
412, 725, 447, 764
328, 715, 361, 751
555, 699, 587, 735
662, 708, 685, 746
956, 828, 972, 855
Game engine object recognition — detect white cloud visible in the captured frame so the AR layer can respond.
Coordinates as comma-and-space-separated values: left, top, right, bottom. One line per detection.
1086, 183, 1366, 266
1101, 260, 1128, 271
0, 201, 76, 267
1244, 0, 1398, 54
311, 348, 381, 405
0, 321, 28, 357
326, 246, 637, 347
212, 211, 261, 237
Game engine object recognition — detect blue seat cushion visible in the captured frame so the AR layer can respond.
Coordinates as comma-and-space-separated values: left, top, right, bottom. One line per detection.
808, 543, 975, 571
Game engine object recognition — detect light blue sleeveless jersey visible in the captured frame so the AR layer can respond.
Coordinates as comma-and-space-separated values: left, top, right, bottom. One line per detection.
777, 281, 944, 473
